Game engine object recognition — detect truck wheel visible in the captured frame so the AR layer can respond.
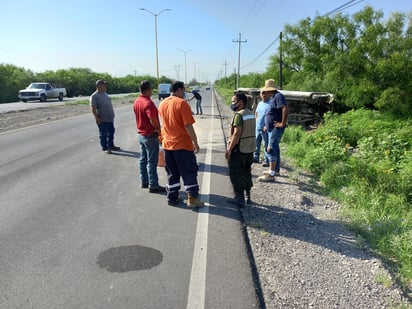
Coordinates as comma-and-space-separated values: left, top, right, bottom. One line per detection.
40, 94, 47, 102
22, 99, 27, 103
58, 93, 64, 101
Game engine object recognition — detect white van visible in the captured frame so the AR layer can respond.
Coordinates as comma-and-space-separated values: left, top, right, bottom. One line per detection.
158, 83, 171, 100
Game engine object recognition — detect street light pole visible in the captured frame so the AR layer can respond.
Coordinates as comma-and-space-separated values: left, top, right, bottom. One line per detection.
140, 8, 171, 83
178, 49, 191, 84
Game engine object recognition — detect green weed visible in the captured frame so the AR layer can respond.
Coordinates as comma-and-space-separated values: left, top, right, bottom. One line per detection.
376, 271, 393, 289
283, 109, 412, 289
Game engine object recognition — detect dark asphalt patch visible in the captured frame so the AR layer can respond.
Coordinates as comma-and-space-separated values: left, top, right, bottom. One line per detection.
97, 245, 163, 273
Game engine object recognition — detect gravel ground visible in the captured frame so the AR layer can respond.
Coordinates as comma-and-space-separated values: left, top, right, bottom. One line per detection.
1, 96, 411, 308
0, 103, 93, 133
215, 93, 410, 308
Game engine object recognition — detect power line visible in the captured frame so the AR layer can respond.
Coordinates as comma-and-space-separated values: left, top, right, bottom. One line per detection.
337, 0, 365, 13
240, 0, 267, 35
241, 34, 280, 70
322, 0, 365, 17
235, 0, 364, 74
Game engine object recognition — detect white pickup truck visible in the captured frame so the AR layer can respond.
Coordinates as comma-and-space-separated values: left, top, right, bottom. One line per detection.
18, 82, 67, 102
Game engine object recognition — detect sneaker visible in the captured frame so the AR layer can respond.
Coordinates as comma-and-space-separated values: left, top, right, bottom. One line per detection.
103, 149, 112, 154
262, 162, 269, 167
141, 183, 149, 189
263, 170, 280, 176
149, 186, 166, 194
110, 146, 121, 151
258, 174, 276, 182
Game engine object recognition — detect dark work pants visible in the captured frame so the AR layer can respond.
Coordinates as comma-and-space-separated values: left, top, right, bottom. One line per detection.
164, 149, 199, 202
228, 149, 253, 194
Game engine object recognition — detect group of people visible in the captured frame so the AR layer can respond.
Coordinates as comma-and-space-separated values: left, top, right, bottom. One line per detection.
226, 79, 289, 206
90, 79, 204, 208
89, 78, 287, 209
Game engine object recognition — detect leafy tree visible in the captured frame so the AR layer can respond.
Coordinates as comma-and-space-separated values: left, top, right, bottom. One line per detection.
275, 6, 412, 115
0, 64, 34, 102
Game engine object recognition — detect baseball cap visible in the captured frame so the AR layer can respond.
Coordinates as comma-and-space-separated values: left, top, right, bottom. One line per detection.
96, 79, 108, 87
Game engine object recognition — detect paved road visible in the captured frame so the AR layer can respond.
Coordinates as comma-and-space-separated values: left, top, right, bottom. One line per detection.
0, 91, 259, 308
0, 93, 131, 113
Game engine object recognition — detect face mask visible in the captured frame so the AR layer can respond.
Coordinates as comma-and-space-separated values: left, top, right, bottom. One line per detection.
230, 104, 239, 111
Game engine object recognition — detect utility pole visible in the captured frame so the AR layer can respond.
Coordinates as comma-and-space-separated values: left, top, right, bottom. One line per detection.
279, 32, 283, 89
222, 60, 229, 79
232, 33, 247, 89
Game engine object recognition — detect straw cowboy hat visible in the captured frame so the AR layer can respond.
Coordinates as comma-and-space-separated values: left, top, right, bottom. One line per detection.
260, 79, 277, 92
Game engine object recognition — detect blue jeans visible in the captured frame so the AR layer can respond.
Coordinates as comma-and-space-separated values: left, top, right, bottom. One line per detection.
254, 128, 269, 163
196, 99, 203, 114
138, 134, 160, 188
267, 128, 285, 172
98, 122, 115, 150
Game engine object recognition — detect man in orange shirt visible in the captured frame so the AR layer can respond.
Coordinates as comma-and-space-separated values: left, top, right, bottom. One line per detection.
158, 81, 204, 208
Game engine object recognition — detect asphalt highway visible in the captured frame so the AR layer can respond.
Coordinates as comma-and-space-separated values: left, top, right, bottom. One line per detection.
0, 91, 259, 308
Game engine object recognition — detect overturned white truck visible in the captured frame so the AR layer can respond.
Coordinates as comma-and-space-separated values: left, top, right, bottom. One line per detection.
235, 88, 334, 127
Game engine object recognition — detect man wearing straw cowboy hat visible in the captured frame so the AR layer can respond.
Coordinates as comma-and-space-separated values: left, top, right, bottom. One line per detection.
258, 79, 289, 182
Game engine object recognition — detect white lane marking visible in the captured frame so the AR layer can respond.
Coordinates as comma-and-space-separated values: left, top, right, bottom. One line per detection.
186, 93, 216, 309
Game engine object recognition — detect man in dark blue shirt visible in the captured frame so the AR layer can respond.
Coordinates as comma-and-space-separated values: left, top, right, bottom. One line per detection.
258, 79, 288, 182
188, 90, 203, 115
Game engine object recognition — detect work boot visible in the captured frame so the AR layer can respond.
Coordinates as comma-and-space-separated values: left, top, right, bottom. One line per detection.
245, 190, 251, 205
187, 193, 204, 208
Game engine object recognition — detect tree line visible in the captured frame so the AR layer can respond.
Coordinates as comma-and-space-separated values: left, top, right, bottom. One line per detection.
216, 6, 412, 117
0, 66, 174, 103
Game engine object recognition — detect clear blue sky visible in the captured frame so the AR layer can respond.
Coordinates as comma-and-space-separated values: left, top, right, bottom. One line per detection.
0, 0, 409, 83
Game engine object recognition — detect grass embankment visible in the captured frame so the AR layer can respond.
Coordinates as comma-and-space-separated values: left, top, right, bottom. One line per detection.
283, 109, 412, 291
65, 93, 139, 106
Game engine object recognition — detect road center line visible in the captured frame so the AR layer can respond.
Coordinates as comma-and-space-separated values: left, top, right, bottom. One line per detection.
186, 93, 216, 309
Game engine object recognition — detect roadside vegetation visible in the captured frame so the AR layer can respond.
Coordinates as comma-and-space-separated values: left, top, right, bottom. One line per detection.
282, 111, 412, 291
215, 6, 412, 293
